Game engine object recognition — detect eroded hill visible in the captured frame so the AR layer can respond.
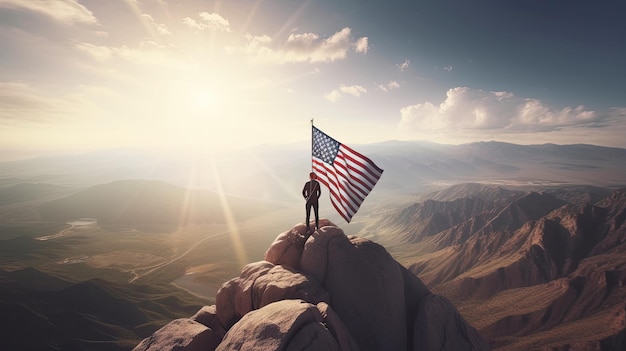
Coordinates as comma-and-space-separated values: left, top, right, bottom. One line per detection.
375, 185, 626, 350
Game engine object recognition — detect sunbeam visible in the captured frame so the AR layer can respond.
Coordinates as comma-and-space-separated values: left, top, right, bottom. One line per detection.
239, 0, 264, 37
177, 152, 199, 228
123, 0, 159, 40
274, 0, 312, 42
248, 151, 303, 203
210, 159, 249, 268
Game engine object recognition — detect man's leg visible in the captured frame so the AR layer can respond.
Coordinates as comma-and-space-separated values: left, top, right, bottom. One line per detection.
313, 202, 319, 230
305, 203, 312, 232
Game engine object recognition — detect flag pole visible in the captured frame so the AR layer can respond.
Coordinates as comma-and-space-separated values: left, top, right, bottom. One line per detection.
310, 118, 314, 172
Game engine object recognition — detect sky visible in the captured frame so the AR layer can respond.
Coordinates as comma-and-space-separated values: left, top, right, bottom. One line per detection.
1, 0, 625, 160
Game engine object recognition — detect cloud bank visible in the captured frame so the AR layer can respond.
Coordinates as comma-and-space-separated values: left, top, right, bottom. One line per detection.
325, 84, 367, 102
237, 27, 368, 64
0, 0, 97, 24
182, 12, 231, 32
397, 87, 626, 146
399, 87, 610, 134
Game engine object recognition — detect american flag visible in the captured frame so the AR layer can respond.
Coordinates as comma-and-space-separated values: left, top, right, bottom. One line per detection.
312, 126, 383, 222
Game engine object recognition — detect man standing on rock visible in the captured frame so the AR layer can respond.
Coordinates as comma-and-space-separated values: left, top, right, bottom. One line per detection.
302, 172, 321, 233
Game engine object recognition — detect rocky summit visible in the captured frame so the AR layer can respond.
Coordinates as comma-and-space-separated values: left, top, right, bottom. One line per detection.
133, 219, 488, 351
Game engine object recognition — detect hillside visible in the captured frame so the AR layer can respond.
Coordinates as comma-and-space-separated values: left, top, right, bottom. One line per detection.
0, 268, 204, 351
377, 185, 626, 350
38, 179, 277, 225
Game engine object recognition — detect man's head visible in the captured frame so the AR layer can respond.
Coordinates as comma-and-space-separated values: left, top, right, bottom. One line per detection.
309, 172, 317, 180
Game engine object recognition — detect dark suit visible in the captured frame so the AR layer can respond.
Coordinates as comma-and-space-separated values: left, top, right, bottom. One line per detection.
302, 179, 321, 231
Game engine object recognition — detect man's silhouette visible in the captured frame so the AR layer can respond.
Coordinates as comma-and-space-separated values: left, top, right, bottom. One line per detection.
302, 172, 321, 233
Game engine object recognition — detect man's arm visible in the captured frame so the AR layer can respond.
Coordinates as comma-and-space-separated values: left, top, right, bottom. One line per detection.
302, 182, 308, 198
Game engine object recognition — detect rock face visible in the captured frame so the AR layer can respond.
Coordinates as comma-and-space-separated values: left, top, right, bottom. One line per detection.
134, 219, 488, 351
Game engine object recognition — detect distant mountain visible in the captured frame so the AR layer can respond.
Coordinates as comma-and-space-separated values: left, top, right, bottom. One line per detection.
38, 179, 277, 225
362, 141, 626, 192
2, 142, 625, 203
0, 268, 204, 351
378, 184, 626, 350
414, 182, 525, 203
0, 183, 72, 205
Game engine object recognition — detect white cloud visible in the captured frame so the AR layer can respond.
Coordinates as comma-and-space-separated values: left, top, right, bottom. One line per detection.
443, 65, 453, 72
141, 13, 171, 35
355, 37, 369, 54
325, 84, 367, 102
398, 59, 410, 71
199, 12, 231, 31
182, 12, 231, 32
75, 42, 113, 62
0, 81, 94, 125
325, 90, 342, 102
182, 17, 202, 30
340, 84, 366, 96
399, 87, 609, 134
74, 40, 196, 71
0, 0, 97, 24
237, 27, 368, 64
378, 80, 400, 92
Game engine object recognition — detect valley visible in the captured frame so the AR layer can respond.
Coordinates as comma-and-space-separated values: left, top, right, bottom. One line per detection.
2, 141, 626, 350
0, 187, 304, 350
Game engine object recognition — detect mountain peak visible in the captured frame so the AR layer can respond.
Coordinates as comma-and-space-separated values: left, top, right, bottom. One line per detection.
134, 220, 488, 351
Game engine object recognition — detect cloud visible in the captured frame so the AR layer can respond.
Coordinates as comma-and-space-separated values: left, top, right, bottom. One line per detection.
237, 27, 368, 64
74, 40, 196, 71
355, 37, 369, 54
0, 0, 97, 24
141, 13, 171, 35
398, 59, 410, 71
399, 87, 611, 134
75, 42, 113, 62
0, 81, 91, 125
443, 65, 453, 72
378, 80, 400, 92
182, 12, 231, 32
325, 84, 367, 102
325, 90, 342, 103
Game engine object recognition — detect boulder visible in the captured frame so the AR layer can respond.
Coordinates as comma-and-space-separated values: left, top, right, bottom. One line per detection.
216, 299, 338, 351
252, 265, 329, 308
132, 318, 220, 351
300, 228, 407, 351
135, 220, 488, 351
191, 305, 226, 339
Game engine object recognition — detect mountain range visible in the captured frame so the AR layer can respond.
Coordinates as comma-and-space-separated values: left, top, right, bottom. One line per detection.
365, 183, 626, 350
2, 140, 626, 350
2, 141, 625, 201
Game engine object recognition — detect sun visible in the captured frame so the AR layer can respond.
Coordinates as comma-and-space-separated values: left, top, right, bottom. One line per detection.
192, 89, 217, 110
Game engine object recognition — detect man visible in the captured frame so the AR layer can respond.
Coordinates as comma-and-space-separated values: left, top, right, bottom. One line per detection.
302, 172, 321, 233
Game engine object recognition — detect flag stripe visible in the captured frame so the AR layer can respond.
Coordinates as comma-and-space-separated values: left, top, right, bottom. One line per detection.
338, 148, 381, 192
312, 160, 354, 221
313, 158, 360, 216
332, 154, 367, 202
341, 146, 383, 182
311, 126, 384, 222
336, 153, 377, 196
